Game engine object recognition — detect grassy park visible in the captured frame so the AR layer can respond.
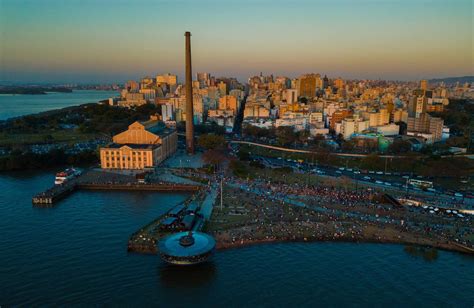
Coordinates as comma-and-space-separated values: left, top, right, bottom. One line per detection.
0, 130, 101, 146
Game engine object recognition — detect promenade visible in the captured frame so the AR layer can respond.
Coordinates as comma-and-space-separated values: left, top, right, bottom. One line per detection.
32, 169, 202, 205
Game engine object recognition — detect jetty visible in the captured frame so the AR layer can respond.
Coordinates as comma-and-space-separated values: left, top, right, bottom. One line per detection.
32, 170, 202, 206
127, 184, 219, 254
128, 192, 206, 254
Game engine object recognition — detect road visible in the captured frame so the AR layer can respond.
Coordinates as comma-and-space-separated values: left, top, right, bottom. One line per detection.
243, 153, 473, 209
230, 140, 474, 159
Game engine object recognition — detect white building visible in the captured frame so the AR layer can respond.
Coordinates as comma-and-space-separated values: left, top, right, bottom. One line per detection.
161, 103, 175, 121
374, 123, 399, 136
339, 116, 369, 139
284, 89, 298, 104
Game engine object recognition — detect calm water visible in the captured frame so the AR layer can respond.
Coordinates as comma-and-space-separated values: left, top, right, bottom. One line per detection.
0, 172, 473, 306
0, 90, 117, 120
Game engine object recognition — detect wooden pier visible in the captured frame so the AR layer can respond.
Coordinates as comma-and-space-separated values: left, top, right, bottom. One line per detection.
77, 183, 201, 192
33, 182, 201, 206
32, 184, 77, 205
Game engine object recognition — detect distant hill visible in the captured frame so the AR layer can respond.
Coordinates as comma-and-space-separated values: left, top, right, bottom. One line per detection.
0, 86, 72, 95
428, 76, 474, 84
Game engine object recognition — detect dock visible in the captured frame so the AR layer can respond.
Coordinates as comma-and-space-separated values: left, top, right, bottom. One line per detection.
77, 183, 201, 192
32, 184, 77, 205
127, 186, 219, 254
32, 170, 202, 206
127, 191, 207, 254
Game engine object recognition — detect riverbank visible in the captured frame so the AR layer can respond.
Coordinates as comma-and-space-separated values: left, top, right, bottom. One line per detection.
203, 178, 473, 256
214, 226, 474, 255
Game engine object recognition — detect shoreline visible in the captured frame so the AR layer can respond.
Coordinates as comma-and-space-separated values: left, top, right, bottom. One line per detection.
127, 235, 474, 256
215, 235, 474, 256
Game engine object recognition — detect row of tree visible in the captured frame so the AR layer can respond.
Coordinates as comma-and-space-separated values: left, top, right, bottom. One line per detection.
0, 149, 98, 171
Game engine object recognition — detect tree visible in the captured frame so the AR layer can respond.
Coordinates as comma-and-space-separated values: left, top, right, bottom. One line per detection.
341, 140, 356, 152
388, 139, 412, 154
202, 149, 226, 171
197, 134, 226, 150
229, 160, 250, 178
237, 150, 250, 161
243, 124, 274, 139
43, 134, 54, 143
275, 126, 296, 146
446, 136, 468, 148
360, 153, 382, 170
299, 97, 308, 104
313, 147, 331, 164
297, 130, 310, 143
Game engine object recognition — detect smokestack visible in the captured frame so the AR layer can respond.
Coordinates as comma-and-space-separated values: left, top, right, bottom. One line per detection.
185, 31, 194, 154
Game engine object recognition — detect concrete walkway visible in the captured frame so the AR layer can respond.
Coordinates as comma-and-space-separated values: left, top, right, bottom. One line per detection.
162, 150, 204, 168
199, 184, 218, 220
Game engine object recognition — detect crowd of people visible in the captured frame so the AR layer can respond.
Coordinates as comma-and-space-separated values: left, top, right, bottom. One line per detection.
205, 173, 473, 252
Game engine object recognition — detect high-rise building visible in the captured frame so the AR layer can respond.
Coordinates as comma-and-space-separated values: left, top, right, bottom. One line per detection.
330, 110, 352, 129
161, 103, 175, 121
219, 95, 238, 113
125, 80, 139, 92
339, 115, 369, 139
140, 77, 154, 89
197, 72, 211, 87
407, 113, 444, 141
322, 75, 329, 89
420, 79, 428, 90
334, 78, 345, 89
139, 88, 156, 101
298, 74, 318, 98
315, 74, 323, 89
229, 89, 244, 101
156, 73, 177, 86
193, 94, 204, 124
368, 109, 389, 127
275, 76, 291, 89
218, 81, 227, 96
392, 109, 408, 123
284, 89, 298, 105
408, 95, 427, 118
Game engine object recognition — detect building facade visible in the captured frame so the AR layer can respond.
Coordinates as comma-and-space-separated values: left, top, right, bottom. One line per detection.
100, 120, 177, 170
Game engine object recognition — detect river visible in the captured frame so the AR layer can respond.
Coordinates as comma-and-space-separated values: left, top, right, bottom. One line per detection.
0, 171, 473, 306
0, 90, 117, 120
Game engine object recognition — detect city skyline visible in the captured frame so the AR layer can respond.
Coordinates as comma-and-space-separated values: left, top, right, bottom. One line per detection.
1, 0, 473, 83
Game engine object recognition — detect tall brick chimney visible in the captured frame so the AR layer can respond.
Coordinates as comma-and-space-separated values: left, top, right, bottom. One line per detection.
185, 31, 194, 154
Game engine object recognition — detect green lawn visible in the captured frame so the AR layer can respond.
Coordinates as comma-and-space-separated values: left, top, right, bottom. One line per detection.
0, 130, 100, 146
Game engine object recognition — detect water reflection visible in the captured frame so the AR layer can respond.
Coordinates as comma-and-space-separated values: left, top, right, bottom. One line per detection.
158, 261, 217, 288
404, 245, 439, 262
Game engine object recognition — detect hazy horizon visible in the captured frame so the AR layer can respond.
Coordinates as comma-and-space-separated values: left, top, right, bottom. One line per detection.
1, 0, 473, 84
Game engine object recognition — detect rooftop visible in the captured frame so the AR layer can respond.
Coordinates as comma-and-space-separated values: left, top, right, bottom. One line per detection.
159, 231, 216, 257
140, 120, 175, 137
102, 143, 159, 150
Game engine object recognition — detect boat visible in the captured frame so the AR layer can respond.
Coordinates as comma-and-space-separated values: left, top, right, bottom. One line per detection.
54, 168, 82, 185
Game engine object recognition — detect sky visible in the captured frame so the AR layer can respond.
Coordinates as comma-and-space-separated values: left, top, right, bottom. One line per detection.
0, 0, 472, 84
